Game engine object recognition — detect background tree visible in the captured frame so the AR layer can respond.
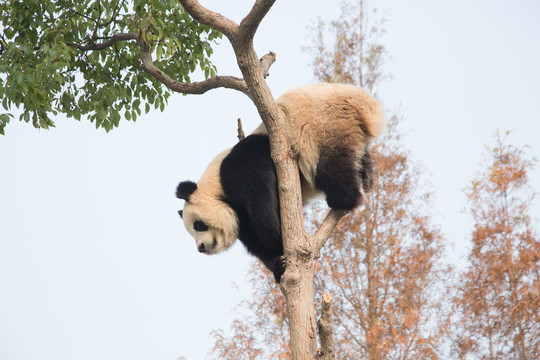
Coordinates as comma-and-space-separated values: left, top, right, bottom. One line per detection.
211, 1, 451, 359
211, 261, 290, 359
1, 1, 348, 358
310, 119, 449, 360
451, 132, 540, 360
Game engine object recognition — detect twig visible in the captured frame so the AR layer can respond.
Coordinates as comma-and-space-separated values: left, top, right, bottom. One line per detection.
98, 0, 125, 29
65, 32, 138, 51
260, 51, 276, 78
237, 118, 245, 141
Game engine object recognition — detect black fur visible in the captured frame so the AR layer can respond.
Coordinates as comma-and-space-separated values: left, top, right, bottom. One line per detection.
315, 145, 362, 210
359, 150, 373, 193
188, 136, 372, 283
315, 146, 373, 210
176, 181, 197, 201
219, 134, 285, 282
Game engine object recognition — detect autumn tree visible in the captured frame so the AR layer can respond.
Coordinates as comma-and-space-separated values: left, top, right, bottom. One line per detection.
451, 132, 540, 360
211, 1, 451, 359
310, 119, 450, 360
1, 1, 349, 358
211, 260, 290, 359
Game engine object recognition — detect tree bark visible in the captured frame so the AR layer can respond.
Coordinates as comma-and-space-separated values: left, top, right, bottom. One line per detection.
317, 291, 335, 360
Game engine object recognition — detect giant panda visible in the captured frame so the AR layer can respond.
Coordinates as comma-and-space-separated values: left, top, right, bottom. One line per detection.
176, 83, 384, 282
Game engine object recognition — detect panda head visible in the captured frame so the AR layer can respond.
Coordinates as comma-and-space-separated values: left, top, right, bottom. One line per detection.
176, 180, 238, 255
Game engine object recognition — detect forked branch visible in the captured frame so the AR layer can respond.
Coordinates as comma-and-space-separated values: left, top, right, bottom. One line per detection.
136, 33, 250, 96
237, 0, 276, 43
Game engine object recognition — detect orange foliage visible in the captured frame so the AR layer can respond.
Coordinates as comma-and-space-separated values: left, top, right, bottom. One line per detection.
210, 260, 290, 360
310, 118, 450, 360
307, 0, 389, 94
451, 132, 539, 360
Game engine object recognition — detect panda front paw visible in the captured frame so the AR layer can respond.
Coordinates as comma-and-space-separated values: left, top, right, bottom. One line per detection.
273, 256, 287, 283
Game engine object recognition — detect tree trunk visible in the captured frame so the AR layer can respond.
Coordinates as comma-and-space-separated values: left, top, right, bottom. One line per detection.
178, 2, 345, 358
231, 26, 319, 360
366, 227, 380, 360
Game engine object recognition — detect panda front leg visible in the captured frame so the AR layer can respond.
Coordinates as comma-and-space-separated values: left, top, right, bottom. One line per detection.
315, 148, 362, 211
260, 254, 286, 283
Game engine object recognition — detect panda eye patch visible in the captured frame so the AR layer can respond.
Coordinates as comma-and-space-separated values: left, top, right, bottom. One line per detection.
194, 221, 208, 232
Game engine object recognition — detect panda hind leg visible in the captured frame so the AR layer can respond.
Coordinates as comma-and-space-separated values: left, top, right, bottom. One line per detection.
315, 149, 362, 211
272, 256, 286, 283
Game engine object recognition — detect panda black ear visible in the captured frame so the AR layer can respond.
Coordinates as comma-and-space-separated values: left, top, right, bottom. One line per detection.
176, 181, 197, 201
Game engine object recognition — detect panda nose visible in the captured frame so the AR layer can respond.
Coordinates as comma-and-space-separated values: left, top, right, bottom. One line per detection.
198, 243, 206, 253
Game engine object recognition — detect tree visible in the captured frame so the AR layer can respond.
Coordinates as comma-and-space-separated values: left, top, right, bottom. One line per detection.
0, 0, 222, 134
211, 260, 290, 360
451, 132, 540, 360
308, 0, 388, 95
211, 1, 451, 359
1, 1, 346, 358
310, 118, 449, 360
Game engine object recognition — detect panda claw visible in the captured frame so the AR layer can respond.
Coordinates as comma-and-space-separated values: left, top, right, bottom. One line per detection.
273, 255, 287, 283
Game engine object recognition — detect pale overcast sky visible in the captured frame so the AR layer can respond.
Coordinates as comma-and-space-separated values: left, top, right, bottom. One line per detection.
1, 1, 539, 359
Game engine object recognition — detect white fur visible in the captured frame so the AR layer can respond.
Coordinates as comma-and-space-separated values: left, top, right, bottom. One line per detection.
181, 149, 238, 254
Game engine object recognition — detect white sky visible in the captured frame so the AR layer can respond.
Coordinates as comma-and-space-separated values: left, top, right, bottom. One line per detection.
1, 1, 539, 359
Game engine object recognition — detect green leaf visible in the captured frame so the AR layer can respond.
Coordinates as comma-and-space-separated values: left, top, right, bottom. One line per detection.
0, 0, 221, 134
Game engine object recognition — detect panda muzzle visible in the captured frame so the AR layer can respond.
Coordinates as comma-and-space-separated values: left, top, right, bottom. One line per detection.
198, 238, 218, 254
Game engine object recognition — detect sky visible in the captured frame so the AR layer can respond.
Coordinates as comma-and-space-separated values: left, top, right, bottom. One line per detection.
1, 1, 539, 359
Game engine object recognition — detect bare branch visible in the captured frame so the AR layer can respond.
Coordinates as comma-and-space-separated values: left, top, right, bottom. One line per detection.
260, 51, 276, 78
317, 291, 335, 360
179, 0, 238, 39
136, 35, 250, 97
313, 209, 348, 254
238, 0, 276, 43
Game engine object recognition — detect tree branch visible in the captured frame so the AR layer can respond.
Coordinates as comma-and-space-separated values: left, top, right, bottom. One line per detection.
97, 0, 125, 29
65, 28, 277, 99
317, 291, 335, 360
136, 34, 251, 97
260, 51, 276, 78
313, 209, 349, 254
237, 118, 245, 141
179, 0, 239, 39
237, 0, 276, 43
